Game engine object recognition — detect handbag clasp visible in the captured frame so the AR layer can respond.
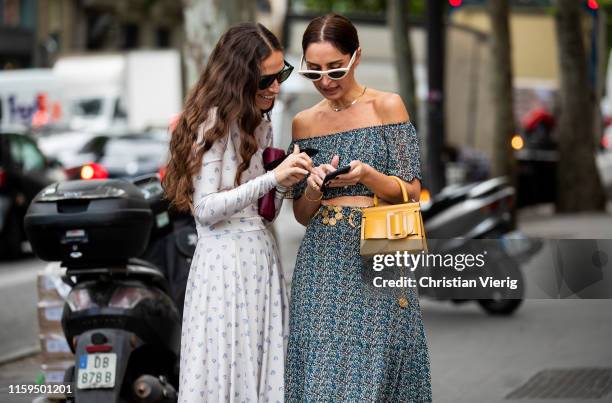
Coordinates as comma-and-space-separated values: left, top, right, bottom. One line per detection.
386, 211, 415, 239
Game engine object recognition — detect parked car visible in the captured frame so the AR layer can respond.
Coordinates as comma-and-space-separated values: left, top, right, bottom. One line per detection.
64, 130, 169, 180
0, 130, 65, 258
35, 127, 99, 168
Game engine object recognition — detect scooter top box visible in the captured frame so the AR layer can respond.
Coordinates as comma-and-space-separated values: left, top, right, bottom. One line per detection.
24, 179, 153, 263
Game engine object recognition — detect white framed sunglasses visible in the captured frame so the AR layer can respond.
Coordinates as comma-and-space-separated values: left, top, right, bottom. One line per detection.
297, 51, 357, 81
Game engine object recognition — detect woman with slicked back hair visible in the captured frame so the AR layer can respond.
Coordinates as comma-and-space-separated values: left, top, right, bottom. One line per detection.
285, 14, 432, 401
164, 22, 312, 402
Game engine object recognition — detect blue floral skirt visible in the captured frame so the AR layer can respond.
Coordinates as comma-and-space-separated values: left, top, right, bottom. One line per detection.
286, 206, 432, 402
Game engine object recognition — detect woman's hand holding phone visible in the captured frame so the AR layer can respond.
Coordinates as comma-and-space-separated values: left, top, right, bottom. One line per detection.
274, 144, 312, 187
307, 155, 339, 193
306, 156, 371, 193
325, 160, 371, 188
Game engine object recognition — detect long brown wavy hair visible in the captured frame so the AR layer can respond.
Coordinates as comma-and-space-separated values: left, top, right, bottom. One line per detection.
163, 23, 282, 212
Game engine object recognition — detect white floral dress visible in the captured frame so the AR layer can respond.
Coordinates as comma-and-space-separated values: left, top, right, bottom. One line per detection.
178, 114, 288, 403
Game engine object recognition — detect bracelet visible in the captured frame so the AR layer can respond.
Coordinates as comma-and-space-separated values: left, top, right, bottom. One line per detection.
275, 188, 287, 199
303, 187, 323, 202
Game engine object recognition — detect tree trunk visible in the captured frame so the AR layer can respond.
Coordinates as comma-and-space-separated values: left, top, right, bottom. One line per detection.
181, 0, 255, 88
555, 0, 606, 212
488, 0, 515, 180
425, 0, 446, 194
388, 0, 418, 129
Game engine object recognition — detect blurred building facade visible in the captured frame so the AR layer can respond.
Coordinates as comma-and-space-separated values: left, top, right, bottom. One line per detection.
1, 0, 287, 71
447, 0, 606, 155
35, 0, 184, 67
450, 0, 606, 114
1, 0, 184, 70
0, 0, 37, 69
279, 0, 605, 163
4, 0, 604, 161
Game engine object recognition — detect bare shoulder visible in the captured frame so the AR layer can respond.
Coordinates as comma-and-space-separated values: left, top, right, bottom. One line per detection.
291, 102, 326, 140
291, 109, 311, 140
371, 90, 410, 124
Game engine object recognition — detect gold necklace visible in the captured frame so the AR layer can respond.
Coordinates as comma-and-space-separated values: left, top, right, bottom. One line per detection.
329, 86, 367, 112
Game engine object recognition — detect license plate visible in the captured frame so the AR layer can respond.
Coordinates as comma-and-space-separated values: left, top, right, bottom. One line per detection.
77, 353, 117, 389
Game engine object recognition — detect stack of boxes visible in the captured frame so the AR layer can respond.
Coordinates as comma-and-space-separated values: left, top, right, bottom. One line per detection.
36, 269, 73, 395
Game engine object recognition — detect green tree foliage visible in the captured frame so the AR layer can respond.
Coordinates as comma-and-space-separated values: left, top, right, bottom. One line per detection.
292, 0, 427, 18
293, 0, 386, 16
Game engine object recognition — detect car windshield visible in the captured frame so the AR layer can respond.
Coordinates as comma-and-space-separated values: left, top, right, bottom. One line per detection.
72, 98, 103, 117
78, 136, 110, 156
100, 135, 169, 169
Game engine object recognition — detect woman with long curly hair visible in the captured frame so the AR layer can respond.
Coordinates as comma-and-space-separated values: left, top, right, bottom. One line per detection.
163, 22, 311, 402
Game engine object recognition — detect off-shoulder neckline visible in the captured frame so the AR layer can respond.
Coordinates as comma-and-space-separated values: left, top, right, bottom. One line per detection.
292, 121, 411, 142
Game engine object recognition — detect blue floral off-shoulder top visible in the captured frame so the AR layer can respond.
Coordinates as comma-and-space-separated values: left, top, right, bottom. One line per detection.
287, 121, 422, 200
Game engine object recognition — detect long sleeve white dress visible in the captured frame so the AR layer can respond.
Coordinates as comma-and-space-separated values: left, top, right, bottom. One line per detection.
178, 113, 288, 403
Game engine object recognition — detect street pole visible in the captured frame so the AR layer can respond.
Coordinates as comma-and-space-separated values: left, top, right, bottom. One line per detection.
426, 0, 446, 194
388, 0, 418, 130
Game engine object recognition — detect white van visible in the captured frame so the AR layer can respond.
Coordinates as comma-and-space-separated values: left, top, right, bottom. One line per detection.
0, 69, 63, 131
53, 50, 182, 133
34, 50, 182, 166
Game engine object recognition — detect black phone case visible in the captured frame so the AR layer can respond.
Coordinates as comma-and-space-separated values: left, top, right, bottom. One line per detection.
322, 165, 351, 190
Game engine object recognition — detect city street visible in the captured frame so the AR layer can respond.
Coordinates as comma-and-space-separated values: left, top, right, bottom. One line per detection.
1, 208, 611, 402
0, 258, 44, 363
426, 298, 612, 403
2, 1, 612, 402
1, 297, 610, 403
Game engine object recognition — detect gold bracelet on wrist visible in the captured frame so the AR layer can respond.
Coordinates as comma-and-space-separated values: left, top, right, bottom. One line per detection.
303, 187, 323, 202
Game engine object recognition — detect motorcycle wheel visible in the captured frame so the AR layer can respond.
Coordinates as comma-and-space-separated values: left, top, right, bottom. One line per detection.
477, 242, 525, 316
478, 297, 523, 315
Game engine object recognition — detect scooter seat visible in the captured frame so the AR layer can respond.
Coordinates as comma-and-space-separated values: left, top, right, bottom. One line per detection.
128, 257, 163, 271
126, 258, 172, 294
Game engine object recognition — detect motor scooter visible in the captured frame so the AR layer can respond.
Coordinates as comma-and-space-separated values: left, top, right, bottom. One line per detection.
25, 177, 181, 402
420, 177, 537, 315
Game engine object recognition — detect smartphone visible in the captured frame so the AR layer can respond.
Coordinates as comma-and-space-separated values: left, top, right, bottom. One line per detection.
321, 165, 351, 190
263, 147, 319, 171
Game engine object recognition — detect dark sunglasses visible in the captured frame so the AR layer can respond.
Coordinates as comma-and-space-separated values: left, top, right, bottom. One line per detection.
258, 60, 294, 90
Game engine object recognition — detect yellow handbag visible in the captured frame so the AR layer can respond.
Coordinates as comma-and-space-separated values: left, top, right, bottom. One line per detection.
360, 176, 428, 257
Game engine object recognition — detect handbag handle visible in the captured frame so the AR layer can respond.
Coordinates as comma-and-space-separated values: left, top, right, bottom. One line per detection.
373, 176, 409, 206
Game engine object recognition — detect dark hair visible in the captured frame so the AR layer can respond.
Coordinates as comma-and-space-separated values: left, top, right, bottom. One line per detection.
302, 14, 359, 55
164, 23, 282, 212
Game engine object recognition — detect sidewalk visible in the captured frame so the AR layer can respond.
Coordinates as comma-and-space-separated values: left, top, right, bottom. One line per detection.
1, 204, 611, 403
424, 202, 612, 403
517, 202, 612, 239
0, 354, 42, 403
